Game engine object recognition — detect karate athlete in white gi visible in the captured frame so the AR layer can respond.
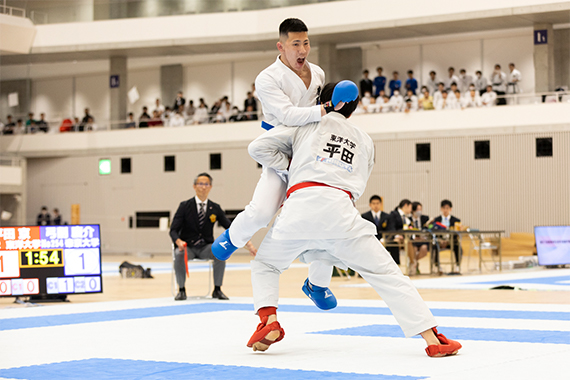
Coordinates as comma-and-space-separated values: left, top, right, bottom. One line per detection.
212, 18, 339, 310
245, 81, 462, 357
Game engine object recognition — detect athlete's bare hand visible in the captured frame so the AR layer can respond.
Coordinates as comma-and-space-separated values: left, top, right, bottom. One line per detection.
245, 241, 257, 257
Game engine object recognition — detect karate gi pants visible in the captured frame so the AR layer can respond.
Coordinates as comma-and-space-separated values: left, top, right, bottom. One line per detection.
228, 166, 334, 288
251, 229, 438, 338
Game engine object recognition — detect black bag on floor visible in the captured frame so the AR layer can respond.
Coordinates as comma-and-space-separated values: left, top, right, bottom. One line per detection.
119, 261, 153, 278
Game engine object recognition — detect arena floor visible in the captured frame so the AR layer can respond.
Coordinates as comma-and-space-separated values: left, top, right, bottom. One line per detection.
1, 254, 569, 380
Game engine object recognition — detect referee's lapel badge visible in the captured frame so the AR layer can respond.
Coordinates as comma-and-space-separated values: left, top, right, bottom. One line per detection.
210, 214, 217, 223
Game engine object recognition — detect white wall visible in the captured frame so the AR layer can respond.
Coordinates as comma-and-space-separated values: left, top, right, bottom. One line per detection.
127, 68, 160, 116
75, 74, 110, 122
32, 77, 73, 120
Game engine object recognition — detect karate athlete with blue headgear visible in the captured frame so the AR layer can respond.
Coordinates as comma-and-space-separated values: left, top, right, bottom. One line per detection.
244, 81, 462, 357
212, 18, 346, 310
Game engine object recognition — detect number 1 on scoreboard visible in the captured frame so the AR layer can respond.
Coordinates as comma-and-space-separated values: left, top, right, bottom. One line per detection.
0, 251, 20, 278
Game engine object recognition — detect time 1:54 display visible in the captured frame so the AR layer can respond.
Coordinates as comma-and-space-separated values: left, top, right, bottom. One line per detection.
20, 250, 64, 268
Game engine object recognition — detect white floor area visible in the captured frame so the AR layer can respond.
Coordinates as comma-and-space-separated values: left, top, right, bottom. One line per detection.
1, 296, 569, 380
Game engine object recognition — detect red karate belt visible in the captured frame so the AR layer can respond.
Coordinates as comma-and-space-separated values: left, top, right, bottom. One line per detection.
286, 181, 353, 201
183, 243, 189, 278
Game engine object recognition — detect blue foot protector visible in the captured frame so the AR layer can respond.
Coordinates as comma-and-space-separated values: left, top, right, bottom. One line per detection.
211, 229, 238, 261
302, 278, 337, 310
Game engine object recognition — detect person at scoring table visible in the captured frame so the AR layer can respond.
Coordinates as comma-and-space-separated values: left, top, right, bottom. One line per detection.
169, 172, 256, 301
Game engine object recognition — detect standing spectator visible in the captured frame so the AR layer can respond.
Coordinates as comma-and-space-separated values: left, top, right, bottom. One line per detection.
405, 70, 418, 95
359, 69, 373, 98
481, 85, 497, 107
80, 108, 94, 131
36, 113, 49, 133
388, 71, 401, 96
491, 64, 507, 105
173, 91, 186, 110
458, 69, 473, 94
474, 70, 488, 96
25, 112, 36, 129
432, 82, 445, 105
373, 67, 386, 98
244, 91, 257, 114
169, 110, 185, 127
125, 112, 136, 128
2, 115, 15, 135
426, 71, 438, 94
153, 98, 165, 116
444, 67, 460, 91
419, 88, 434, 110
37, 206, 51, 226
138, 106, 151, 128
361, 195, 389, 240
507, 63, 522, 94
52, 208, 62, 225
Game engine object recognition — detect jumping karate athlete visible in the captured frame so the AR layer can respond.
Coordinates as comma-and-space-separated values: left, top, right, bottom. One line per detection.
212, 18, 339, 310
245, 80, 462, 357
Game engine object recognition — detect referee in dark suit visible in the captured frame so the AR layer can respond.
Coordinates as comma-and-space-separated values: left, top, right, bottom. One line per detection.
361, 195, 389, 240
169, 172, 232, 301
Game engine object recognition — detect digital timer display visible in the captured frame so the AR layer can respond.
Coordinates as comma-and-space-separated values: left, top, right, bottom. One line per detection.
0, 225, 102, 297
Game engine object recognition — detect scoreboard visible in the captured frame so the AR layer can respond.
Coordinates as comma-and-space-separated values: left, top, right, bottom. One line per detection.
0, 225, 102, 297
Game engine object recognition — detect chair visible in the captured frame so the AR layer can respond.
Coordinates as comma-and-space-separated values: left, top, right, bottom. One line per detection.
171, 244, 213, 299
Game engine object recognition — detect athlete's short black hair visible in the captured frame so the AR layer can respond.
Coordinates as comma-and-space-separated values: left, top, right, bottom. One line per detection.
320, 82, 359, 118
369, 195, 382, 203
279, 18, 308, 38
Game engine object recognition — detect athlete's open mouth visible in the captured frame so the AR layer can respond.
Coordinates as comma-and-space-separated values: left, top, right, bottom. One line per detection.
297, 58, 305, 65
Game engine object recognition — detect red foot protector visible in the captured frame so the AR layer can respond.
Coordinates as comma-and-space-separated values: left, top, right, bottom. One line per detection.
247, 307, 285, 349
425, 327, 462, 357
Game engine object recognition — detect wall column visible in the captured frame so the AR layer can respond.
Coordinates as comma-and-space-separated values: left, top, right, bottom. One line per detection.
110, 56, 127, 128
554, 28, 570, 90
318, 43, 338, 83
337, 47, 363, 85
533, 24, 555, 93
160, 64, 184, 110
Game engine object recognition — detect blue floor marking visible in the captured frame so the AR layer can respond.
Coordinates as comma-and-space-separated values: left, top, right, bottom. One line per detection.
0, 358, 426, 380
1, 303, 569, 332
468, 275, 570, 286
313, 325, 570, 345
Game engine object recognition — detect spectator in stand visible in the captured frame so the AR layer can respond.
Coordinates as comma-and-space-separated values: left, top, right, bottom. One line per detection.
14, 119, 25, 134
433, 199, 462, 271
186, 100, 196, 121
84, 117, 97, 131
139, 106, 151, 128
169, 110, 185, 127
444, 67, 460, 91
405, 70, 418, 95
388, 71, 401, 96
389, 89, 404, 112
162, 107, 172, 126
361, 91, 373, 112
37, 206, 51, 226
474, 70, 488, 96
229, 106, 241, 122
153, 98, 165, 116
361, 195, 389, 240
26, 112, 35, 128
52, 208, 62, 225
408, 201, 430, 275
507, 63, 522, 94
435, 90, 452, 110
242, 105, 258, 121
148, 110, 164, 127
453, 90, 463, 110
458, 69, 473, 93
373, 67, 386, 98
491, 64, 507, 105
194, 101, 209, 124
125, 112, 136, 128
481, 85, 497, 107
36, 113, 49, 133
449, 82, 459, 95
210, 99, 222, 122
80, 108, 94, 131
419, 87, 434, 110
426, 70, 438, 94
216, 102, 232, 123
378, 95, 392, 113
404, 89, 419, 112
462, 88, 482, 108
173, 91, 186, 110
433, 82, 445, 105
360, 69, 373, 98
2, 115, 15, 135
244, 91, 257, 114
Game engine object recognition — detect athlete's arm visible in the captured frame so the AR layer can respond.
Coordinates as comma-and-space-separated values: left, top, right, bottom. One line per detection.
248, 125, 297, 170
255, 73, 324, 127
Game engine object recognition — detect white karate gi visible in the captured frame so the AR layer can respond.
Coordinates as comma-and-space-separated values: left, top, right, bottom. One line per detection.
248, 112, 438, 338
444, 74, 460, 90
481, 91, 497, 107
507, 69, 522, 94
228, 55, 333, 287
